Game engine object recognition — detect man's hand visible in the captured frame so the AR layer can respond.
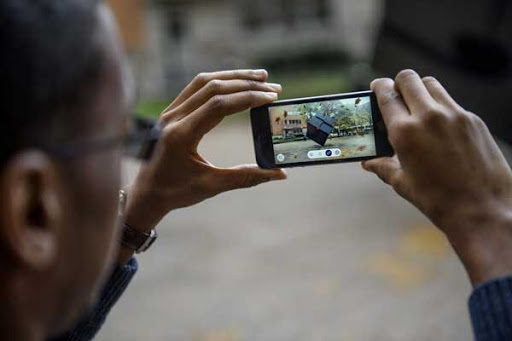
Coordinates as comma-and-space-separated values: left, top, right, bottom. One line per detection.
363, 69, 512, 286
121, 70, 286, 242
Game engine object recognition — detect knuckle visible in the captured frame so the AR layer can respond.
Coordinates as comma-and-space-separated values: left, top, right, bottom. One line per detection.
246, 89, 259, 99
160, 122, 184, 144
250, 91, 271, 106
450, 108, 474, 125
454, 110, 472, 125
423, 103, 442, 116
245, 79, 259, 88
194, 72, 210, 85
161, 125, 174, 142
379, 89, 403, 107
159, 111, 175, 125
208, 94, 226, 110
456, 111, 486, 133
457, 108, 471, 116
241, 90, 260, 106
388, 120, 415, 149
422, 105, 446, 125
391, 176, 409, 198
388, 172, 403, 188
241, 173, 260, 188
232, 166, 262, 188
375, 167, 391, 185
466, 111, 484, 126
391, 119, 413, 136
206, 79, 222, 94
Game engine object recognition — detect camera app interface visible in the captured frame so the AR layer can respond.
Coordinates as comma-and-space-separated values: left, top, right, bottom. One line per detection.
269, 96, 377, 165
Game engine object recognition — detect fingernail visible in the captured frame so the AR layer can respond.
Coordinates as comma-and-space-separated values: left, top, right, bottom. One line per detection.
370, 79, 380, 88
370, 77, 393, 90
265, 92, 278, 100
271, 169, 287, 180
422, 76, 437, 83
254, 69, 267, 75
268, 83, 282, 91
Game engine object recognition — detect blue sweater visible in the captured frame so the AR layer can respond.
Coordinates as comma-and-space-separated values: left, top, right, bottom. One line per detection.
48, 258, 138, 341
49, 258, 512, 340
469, 276, 512, 340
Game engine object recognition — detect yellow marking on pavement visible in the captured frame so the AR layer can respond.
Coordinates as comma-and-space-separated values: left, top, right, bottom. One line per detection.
399, 225, 450, 257
369, 253, 431, 287
368, 224, 449, 288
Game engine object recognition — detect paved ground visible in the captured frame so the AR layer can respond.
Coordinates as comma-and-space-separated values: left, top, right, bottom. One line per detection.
274, 135, 377, 164
97, 117, 474, 341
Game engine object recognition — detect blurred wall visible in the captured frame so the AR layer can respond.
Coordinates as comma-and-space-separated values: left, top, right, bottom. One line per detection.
373, 0, 512, 142
107, 0, 144, 51
116, 0, 384, 100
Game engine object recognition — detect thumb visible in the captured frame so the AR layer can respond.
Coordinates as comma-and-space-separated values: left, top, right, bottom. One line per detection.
362, 156, 403, 187
214, 164, 287, 192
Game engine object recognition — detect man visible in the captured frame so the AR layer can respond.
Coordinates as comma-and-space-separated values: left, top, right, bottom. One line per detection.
1, 1, 511, 341
0, 1, 284, 340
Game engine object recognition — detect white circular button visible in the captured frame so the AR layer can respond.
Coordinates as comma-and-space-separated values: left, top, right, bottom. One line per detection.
277, 154, 285, 162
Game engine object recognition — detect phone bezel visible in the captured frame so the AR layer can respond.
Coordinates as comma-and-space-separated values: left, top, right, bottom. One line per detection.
250, 90, 394, 169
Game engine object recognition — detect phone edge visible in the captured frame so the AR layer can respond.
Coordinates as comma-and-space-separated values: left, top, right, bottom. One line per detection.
250, 90, 393, 169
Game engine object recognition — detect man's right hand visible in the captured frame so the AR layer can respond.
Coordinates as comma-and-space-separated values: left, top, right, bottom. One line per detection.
118, 70, 286, 264
363, 69, 512, 286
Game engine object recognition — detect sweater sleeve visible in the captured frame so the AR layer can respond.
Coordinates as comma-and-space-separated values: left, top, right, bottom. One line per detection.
469, 275, 512, 341
48, 257, 138, 341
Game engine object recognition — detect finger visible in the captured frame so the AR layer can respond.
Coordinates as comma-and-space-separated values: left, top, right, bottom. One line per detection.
213, 165, 287, 192
182, 91, 278, 142
370, 78, 411, 129
162, 79, 282, 123
362, 156, 402, 187
394, 69, 437, 115
163, 70, 269, 112
421, 76, 463, 111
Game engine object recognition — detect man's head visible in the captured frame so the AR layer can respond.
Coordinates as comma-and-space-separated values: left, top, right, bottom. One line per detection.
0, 0, 128, 337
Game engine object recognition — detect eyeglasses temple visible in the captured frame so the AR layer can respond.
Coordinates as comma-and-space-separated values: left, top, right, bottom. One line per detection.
137, 121, 162, 161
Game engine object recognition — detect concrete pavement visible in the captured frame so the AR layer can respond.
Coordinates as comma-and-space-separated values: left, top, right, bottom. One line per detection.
97, 117, 473, 341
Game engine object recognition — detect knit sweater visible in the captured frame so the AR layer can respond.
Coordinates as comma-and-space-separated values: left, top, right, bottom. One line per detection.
49, 258, 512, 340
48, 258, 138, 341
469, 275, 512, 340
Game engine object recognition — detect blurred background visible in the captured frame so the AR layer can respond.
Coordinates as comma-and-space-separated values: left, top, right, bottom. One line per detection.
99, 0, 511, 340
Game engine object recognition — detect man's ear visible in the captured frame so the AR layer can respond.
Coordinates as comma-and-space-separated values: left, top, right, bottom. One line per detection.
0, 151, 63, 270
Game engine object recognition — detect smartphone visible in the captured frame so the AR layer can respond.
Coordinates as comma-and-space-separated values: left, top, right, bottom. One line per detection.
251, 90, 393, 169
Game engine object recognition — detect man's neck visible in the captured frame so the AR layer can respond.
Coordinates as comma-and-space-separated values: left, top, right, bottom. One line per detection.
0, 277, 46, 341
0, 306, 44, 341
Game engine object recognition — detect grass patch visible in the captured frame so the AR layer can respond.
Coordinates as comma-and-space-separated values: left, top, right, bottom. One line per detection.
135, 100, 169, 119
270, 71, 352, 99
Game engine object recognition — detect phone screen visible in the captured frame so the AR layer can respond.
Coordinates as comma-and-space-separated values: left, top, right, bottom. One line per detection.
268, 94, 377, 166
